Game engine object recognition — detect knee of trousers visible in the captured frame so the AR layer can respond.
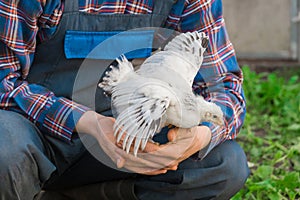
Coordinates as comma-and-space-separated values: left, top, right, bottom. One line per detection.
215, 140, 250, 198
164, 140, 250, 189
0, 110, 56, 198
134, 140, 250, 200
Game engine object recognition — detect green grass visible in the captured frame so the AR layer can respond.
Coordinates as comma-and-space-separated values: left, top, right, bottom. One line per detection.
232, 66, 300, 200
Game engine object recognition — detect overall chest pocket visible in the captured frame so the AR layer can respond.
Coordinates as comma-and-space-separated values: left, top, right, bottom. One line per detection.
64, 30, 155, 60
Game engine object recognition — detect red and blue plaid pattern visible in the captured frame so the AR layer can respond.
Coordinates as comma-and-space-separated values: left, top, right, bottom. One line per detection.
0, 0, 245, 155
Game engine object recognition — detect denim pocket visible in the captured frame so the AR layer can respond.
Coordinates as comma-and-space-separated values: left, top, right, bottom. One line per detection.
64, 30, 154, 60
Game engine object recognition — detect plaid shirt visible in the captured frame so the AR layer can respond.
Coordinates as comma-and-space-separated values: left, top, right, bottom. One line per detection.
0, 0, 245, 155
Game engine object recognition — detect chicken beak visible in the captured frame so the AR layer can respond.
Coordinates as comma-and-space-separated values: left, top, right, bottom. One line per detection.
216, 119, 225, 127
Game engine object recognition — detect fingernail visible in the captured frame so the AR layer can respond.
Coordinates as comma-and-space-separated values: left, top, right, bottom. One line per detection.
116, 158, 123, 168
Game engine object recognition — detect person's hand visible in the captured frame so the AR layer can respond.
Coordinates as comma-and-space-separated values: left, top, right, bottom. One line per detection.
76, 111, 168, 175
76, 111, 211, 175
163, 126, 212, 165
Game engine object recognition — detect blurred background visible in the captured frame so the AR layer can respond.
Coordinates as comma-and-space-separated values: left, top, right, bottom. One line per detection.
224, 0, 300, 68
222, 1, 300, 199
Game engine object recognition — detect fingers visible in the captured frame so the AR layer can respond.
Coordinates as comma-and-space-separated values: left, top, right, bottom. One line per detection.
116, 137, 160, 153
142, 141, 161, 152
165, 164, 178, 171
143, 162, 178, 175
116, 157, 126, 168
143, 169, 168, 175
94, 116, 177, 175
101, 119, 210, 175
167, 127, 179, 142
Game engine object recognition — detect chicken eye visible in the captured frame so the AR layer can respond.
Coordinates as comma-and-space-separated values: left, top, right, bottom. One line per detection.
213, 115, 217, 118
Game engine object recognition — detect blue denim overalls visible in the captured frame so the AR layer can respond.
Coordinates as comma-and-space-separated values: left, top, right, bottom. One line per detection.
28, 0, 175, 114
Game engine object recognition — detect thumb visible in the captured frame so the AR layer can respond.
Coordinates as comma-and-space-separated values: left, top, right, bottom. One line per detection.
114, 148, 127, 168
116, 157, 125, 168
167, 127, 179, 142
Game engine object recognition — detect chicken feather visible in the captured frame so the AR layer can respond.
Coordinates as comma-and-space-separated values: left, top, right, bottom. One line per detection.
98, 31, 224, 156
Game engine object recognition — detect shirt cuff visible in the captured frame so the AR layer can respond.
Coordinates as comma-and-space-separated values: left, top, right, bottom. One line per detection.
198, 121, 226, 159
38, 97, 90, 141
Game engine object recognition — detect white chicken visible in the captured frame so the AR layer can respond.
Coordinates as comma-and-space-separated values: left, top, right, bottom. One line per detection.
98, 31, 224, 156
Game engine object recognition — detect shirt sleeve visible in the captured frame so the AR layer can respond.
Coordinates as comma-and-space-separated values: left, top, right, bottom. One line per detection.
176, 0, 246, 157
0, 0, 89, 141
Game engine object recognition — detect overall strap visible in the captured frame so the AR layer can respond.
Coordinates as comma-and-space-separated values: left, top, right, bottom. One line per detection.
63, 0, 79, 13
152, 0, 176, 16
